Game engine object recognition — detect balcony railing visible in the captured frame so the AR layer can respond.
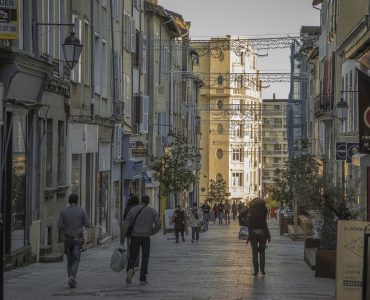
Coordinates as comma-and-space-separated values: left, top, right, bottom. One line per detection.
314, 94, 334, 116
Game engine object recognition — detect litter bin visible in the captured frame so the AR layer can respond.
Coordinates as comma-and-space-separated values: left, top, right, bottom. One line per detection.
279, 210, 294, 235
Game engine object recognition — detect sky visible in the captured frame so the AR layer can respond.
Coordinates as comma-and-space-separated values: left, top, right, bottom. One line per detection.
159, 0, 320, 98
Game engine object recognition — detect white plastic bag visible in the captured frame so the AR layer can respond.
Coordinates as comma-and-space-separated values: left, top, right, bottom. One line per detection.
238, 226, 249, 240
110, 247, 127, 272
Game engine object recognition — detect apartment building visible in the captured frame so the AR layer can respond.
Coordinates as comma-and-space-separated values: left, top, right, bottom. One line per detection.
262, 97, 288, 194
194, 36, 263, 204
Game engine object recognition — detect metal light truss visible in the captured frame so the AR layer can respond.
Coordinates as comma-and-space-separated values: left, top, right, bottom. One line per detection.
190, 36, 299, 57
177, 72, 308, 89
148, 36, 300, 57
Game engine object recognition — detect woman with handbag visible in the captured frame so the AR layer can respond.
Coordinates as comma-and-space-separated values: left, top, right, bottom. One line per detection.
248, 198, 271, 276
188, 202, 203, 244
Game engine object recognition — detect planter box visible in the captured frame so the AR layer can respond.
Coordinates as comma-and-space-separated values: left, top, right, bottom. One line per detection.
315, 248, 336, 278
304, 238, 320, 270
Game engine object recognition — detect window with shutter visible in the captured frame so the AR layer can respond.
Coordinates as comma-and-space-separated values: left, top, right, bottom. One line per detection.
141, 35, 147, 74
116, 0, 121, 23
140, 96, 149, 134
134, 30, 140, 67
134, 95, 142, 124
131, 19, 136, 53
71, 15, 82, 82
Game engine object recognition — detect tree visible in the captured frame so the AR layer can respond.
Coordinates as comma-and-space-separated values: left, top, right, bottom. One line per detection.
271, 141, 362, 249
152, 134, 198, 206
205, 178, 228, 204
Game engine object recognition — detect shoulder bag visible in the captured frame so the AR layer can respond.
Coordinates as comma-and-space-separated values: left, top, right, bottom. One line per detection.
126, 205, 146, 237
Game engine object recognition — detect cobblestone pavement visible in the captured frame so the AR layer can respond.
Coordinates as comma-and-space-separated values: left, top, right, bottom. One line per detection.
4, 219, 335, 300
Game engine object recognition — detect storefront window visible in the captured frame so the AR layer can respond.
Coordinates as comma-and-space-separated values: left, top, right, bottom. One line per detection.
71, 154, 81, 200
11, 114, 27, 252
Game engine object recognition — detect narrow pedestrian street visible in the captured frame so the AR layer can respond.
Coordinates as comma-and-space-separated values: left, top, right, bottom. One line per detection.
5, 219, 334, 300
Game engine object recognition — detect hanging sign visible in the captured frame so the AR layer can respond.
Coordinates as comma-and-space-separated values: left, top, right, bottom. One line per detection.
347, 143, 360, 164
0, 0, 18, 40
336, 142, 347, 161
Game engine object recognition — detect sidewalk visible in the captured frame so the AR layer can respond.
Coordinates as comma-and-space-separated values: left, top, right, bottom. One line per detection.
4, 219, 335, 300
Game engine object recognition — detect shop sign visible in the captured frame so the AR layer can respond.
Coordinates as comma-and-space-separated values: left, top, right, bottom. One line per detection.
347, 143, 360, 164
129, 140, 147, 157
336, 220, 370, 300
0, 0, 18, 40
336, 142, 347, 161
113, 124, 122, 161
358, 70, 370, 153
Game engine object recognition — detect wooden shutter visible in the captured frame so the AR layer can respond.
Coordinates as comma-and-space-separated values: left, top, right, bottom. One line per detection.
134, 95, 142, 124
140, 96, 149, 134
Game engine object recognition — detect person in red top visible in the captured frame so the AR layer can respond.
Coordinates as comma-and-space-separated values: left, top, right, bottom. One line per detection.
247, 198, 271, 276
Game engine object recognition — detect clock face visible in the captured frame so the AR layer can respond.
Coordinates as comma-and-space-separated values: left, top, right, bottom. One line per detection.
364, 106, 370, 128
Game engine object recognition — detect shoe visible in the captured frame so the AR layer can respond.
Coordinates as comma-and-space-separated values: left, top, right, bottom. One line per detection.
253, 272, 258, 276
68, 278, 77, 288
191, 239, 194, 243
140, 280, 148, 285
182, 238, 185, 242
261, 271, 266, 276
126, 268, 134, 284
175, 240, 179, 243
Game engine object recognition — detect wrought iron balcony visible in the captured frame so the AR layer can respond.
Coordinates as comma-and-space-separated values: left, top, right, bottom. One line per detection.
314, 94, 334, 117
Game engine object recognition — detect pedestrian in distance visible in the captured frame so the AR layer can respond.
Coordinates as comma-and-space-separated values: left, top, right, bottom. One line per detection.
217, 201, 225, 224
224, 200, 231, 224
122, 195, 161, 285
58, 193, 90, 289
201, 201, 211, 224
247, 198, 271, 276
122, 195, 140, 268
189, 202, 203, 243
172, 204, 187, 243
232, 201, 238, 220
212, 203, 218, 224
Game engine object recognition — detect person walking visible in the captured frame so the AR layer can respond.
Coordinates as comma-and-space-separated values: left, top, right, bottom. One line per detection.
189, 202, 203, 243
173, 205, 186, 243
217, 201, 225, 224
232, 201, 238, 220
58, 194, 90, 288
201, 201, 211, 224
122, 195, 140, 268
248, 198, 271, 276
123, 195, 161, 285
212, 203, 218, 224
224, 200, 231, 224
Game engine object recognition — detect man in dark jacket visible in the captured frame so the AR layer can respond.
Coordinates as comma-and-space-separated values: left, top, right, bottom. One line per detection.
58, 194, 90, 288
247, 198, 271, 276
122, 195, 161, 285
173, 205, 186, 243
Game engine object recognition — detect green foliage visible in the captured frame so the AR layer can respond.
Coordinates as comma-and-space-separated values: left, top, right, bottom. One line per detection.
152, 134, 198, 203
205, 178, 228, 204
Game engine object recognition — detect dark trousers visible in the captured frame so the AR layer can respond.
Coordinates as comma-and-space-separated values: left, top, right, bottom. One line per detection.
249, 230, 267, 273
127, 236, 150, 281
175, 229, 185, 241
191, 226, 199, 241
64, 238, 82, 280
126, 236, 140, 267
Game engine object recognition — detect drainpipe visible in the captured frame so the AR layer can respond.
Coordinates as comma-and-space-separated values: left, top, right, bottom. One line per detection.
90, 0, 95, 120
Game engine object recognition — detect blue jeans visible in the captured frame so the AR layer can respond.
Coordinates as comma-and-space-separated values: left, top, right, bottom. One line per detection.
64, 237, 83, 280
191, 226, 199, 241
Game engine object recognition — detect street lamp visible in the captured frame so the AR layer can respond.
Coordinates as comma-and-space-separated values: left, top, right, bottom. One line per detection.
36, 23, 83, 69
335, 96, 349, 123
62, 31, 83, 69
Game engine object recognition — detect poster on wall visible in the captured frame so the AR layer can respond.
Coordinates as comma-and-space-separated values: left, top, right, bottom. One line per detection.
347, 143, 360, 164
336, 220, 370, 300
0, 0, 18, 40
